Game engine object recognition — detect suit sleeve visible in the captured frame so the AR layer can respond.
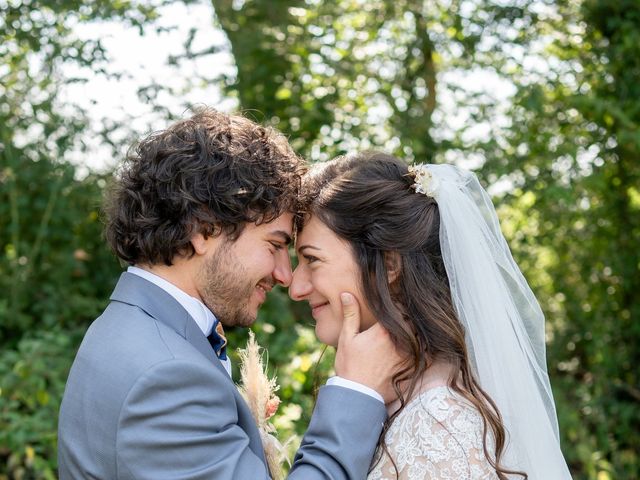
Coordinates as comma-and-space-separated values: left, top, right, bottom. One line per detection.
116, 358, 269, 480
116, 360, 386, 480
289, 385, 387, 480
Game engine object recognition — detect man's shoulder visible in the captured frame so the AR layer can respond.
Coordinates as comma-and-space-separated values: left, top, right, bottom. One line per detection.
82, 301, 200, 368
65, 301, 226, 413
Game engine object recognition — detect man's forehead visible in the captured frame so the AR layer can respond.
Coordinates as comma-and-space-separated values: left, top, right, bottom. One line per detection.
253, 213, 294, 240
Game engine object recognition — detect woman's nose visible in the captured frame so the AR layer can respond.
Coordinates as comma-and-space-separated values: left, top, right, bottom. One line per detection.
289, 265, 312, 301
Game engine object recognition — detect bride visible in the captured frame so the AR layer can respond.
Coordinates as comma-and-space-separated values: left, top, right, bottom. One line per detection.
289, 152, 572, 479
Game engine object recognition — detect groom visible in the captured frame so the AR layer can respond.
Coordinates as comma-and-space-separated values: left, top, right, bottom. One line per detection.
58, 108, 398, 479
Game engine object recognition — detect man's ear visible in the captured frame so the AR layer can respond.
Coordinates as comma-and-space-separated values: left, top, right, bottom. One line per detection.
190, 223, 223, 256
190, 232, 209, 256
384, 251, 402, 284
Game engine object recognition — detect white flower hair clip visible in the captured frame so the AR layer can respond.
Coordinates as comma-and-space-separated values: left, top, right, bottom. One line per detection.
408, 164, 440, 198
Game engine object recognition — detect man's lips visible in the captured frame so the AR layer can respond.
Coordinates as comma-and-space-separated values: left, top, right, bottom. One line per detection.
255, 282, 273, 302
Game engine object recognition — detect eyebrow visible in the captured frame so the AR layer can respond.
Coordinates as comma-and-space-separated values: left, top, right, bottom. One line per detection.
297, 245, 321, 253
270, 230, 293, 246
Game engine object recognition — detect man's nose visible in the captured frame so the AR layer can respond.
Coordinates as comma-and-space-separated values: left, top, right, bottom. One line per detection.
273, 250, 293, 287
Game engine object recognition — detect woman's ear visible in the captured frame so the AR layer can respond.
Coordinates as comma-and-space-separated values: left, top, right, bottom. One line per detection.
385, 251, 402, 284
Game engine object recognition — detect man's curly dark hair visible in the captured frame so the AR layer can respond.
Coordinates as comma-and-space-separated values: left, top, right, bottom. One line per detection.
104, 107, 305, 266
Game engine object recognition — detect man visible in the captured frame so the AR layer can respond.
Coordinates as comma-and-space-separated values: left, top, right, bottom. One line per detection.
58, 108, 399, 479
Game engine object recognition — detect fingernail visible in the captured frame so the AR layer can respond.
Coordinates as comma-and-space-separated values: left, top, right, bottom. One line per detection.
340, 293, 353, 305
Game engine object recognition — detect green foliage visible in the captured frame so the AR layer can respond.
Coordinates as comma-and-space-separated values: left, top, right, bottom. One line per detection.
0, 155, 124, 476
0, 158, 119, 339
478, 1, 640, 477
212, 0, 449, 160
0, 329, 82, 479
1, 0, 638, 478
1, 1, 163, 476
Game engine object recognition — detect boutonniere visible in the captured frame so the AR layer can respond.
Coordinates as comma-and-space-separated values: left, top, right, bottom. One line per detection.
237, 331, 291, 479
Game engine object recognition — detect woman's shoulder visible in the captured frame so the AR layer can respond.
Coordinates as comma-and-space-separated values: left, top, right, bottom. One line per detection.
391, 386, 486, 441
368, 386, 498, 480
407, 385, 482, 419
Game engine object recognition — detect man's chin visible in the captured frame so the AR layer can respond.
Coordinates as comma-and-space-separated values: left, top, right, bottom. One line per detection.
238, 316, 258, 328
223, 311, 257, 328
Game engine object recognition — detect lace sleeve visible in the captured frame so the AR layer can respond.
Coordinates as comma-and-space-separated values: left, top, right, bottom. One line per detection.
368, 387, 499, 480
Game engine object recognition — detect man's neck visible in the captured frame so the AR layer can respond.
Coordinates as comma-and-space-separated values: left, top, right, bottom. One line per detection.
135, 262, 201, 301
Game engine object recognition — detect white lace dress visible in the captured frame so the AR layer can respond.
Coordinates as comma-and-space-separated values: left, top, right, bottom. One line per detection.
368, 386, 499, 480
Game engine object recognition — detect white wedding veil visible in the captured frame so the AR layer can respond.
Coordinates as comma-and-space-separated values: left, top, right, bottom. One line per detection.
412, 164, 572, 479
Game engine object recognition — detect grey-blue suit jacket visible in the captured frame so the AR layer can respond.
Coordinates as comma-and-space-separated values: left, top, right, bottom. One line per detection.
58, 272, 386, 479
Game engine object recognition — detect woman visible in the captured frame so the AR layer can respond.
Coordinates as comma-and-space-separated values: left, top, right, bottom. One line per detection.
289, 152, 572, 480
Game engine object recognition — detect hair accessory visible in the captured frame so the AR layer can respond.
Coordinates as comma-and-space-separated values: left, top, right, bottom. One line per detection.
408, 164, 440, 198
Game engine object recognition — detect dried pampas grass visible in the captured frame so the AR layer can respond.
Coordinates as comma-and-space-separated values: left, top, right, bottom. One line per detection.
237, 331, 291, 479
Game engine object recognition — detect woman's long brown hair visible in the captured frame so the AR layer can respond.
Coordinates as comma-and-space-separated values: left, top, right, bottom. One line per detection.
297, 151, 527, 479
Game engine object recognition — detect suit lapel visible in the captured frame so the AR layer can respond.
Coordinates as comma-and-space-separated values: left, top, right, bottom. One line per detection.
110, 272, 268, 466
109, 272, 229, 378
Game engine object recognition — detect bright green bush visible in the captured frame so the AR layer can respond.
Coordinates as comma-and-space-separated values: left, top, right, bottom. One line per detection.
0, 330, 80, 479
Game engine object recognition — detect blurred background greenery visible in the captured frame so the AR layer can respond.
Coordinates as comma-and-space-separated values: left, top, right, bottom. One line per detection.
1, 0, 638, 478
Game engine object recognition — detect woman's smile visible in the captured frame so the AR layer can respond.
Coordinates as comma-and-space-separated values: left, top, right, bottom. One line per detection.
310, 301, 330, 317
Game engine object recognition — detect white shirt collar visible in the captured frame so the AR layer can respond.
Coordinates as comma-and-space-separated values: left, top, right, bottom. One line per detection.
127, 266, 215, 337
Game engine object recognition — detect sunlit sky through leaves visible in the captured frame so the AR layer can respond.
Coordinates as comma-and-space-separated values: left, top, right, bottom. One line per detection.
61, 0, 519, 179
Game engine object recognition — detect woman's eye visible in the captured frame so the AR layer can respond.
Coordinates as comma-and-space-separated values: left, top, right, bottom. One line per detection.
304, 255, 318, 264
270, 242, 284, 251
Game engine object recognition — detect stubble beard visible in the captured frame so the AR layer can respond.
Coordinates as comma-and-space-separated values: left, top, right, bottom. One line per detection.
198, 247, 257, 328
